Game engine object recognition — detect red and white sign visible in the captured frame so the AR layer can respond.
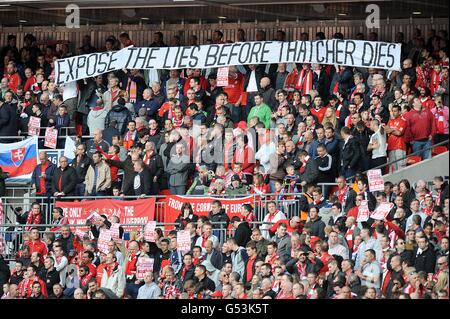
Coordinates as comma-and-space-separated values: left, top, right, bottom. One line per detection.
217, 67, 229, 87
97, 228, 112, 254
87, 211, 102, 224
55, 198, 156, 231
28, 116, 41, 136
371, 202, 394, 220
136, 257, 154, 280
44, 127, 58, 149
110, 223, 121, 239
177, 230, 191, 253
75, 229, 87, 240
144, 221, 156, 242
357, 200, 370, 222
367, 169, 384, 192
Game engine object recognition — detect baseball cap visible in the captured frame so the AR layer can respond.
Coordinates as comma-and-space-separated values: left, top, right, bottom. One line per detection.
210, 291, 223, 298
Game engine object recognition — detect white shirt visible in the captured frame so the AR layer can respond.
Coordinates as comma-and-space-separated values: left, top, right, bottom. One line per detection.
61, 81, 78, 101
369, 128, 387, 159
261, 210, 287, 240
246, 70, 258, 92
255, 142, 276, 173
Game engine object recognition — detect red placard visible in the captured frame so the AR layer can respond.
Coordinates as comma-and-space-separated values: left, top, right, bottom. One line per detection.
367, 169, 384, 192
357, 200, 370, 222
98, 228, 112, 254
144, 221, 156, 242
136, 257, 154, 280
217, 67, 229, 87
44, 127, 58, 149
371, 202, 394, 220
177, 230, 191, 253
110, 223, 121, 239
28, 116, 41, 136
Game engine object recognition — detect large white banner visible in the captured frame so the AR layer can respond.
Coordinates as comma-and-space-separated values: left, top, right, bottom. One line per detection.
55, 39, 401, 85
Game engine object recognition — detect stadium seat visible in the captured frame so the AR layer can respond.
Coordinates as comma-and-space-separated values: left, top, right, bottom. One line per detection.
432, 146, 448, 156
407, 155, 422, 166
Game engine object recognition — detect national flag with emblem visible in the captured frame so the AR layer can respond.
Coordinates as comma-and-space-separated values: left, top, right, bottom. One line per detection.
0, 136, 38, 182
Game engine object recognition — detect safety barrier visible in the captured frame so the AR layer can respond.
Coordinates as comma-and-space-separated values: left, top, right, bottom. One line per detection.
0, 220, 273, 262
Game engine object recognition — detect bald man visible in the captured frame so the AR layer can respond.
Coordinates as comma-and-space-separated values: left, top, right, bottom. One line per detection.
51, 156, 77, 198
85, 128, 110, 158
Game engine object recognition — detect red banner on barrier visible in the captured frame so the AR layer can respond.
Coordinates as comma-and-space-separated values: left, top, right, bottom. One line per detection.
56, 198, 156, 230
163, 195, 253, 227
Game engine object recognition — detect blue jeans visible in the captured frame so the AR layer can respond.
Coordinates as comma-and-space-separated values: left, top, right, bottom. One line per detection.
412, 140, 432, 160
125, 282, 142, 299
170, 185, 186, 195
342, 166, 356, 181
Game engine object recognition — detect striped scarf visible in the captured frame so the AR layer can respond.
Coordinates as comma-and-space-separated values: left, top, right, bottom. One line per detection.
296, 69, 313, 95
127, 77, 137, 103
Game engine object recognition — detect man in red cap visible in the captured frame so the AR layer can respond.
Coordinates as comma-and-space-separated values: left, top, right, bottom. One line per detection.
210, 290, 223, 299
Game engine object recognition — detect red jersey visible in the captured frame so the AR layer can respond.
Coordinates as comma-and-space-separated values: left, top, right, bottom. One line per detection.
310, 107, 327, 124
387, 117, 407, 151
26, 240, 48, 261
223, 74, 244, 105
4, 73, 21, 92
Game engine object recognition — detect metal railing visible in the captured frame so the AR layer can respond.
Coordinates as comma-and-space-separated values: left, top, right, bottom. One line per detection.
0, 220, 250, 262
348, 139, 449, 181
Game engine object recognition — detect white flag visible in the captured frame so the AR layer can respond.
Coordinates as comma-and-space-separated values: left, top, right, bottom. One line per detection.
63, 136, 76, 160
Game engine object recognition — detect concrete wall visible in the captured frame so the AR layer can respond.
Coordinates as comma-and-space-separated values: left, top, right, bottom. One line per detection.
383, 152, 449, 184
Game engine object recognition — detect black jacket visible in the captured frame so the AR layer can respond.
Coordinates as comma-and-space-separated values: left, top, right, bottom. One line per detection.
340, 136, 362, 171
0, 256, 10, 288
297, 159, 319, 185
178, 265, 195, 288
305, 217, 326, 240
133, 168, 153, 196
51, 166, 77, 196
105, 104, 132, 135
243, 256, 263, 290
315, 154, 335, 183
71, 154, 92, 184
44, 268, 60, 293
286, 257, 324, 276
194, 276, 216, 294
413, 246, 436, 274
146, 153, 164, 195
0, 102, 19, 137
106, 156, 135, 195
208, 209, 230, 229
234, 222, 252, 247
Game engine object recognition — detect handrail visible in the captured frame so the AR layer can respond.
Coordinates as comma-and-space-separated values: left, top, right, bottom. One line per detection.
348, 139, 449, 181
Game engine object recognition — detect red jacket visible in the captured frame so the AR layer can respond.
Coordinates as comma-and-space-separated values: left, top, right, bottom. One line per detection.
4, 73, 21, 92
24, 76, 36, 92
26, 240, 48, 261
404, 108, 436, 143
233, 144, 255, 174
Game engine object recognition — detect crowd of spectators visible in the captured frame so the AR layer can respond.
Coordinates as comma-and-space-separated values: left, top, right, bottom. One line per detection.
0, 27, 449, 299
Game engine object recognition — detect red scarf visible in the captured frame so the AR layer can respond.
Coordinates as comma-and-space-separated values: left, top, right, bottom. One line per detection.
296, 69, 313, 94
81, 273, 94, 287
143, 151, 153, 165
127, 77, 138, 103
435, 107, 446, 134
106, 262, 119, 277
26, 212, 41, 231
181, 265, 192, 281
430, 69, 442, 96
299, 156, 310, 174
201, 235, 209, 247
337, 186, 349, 204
